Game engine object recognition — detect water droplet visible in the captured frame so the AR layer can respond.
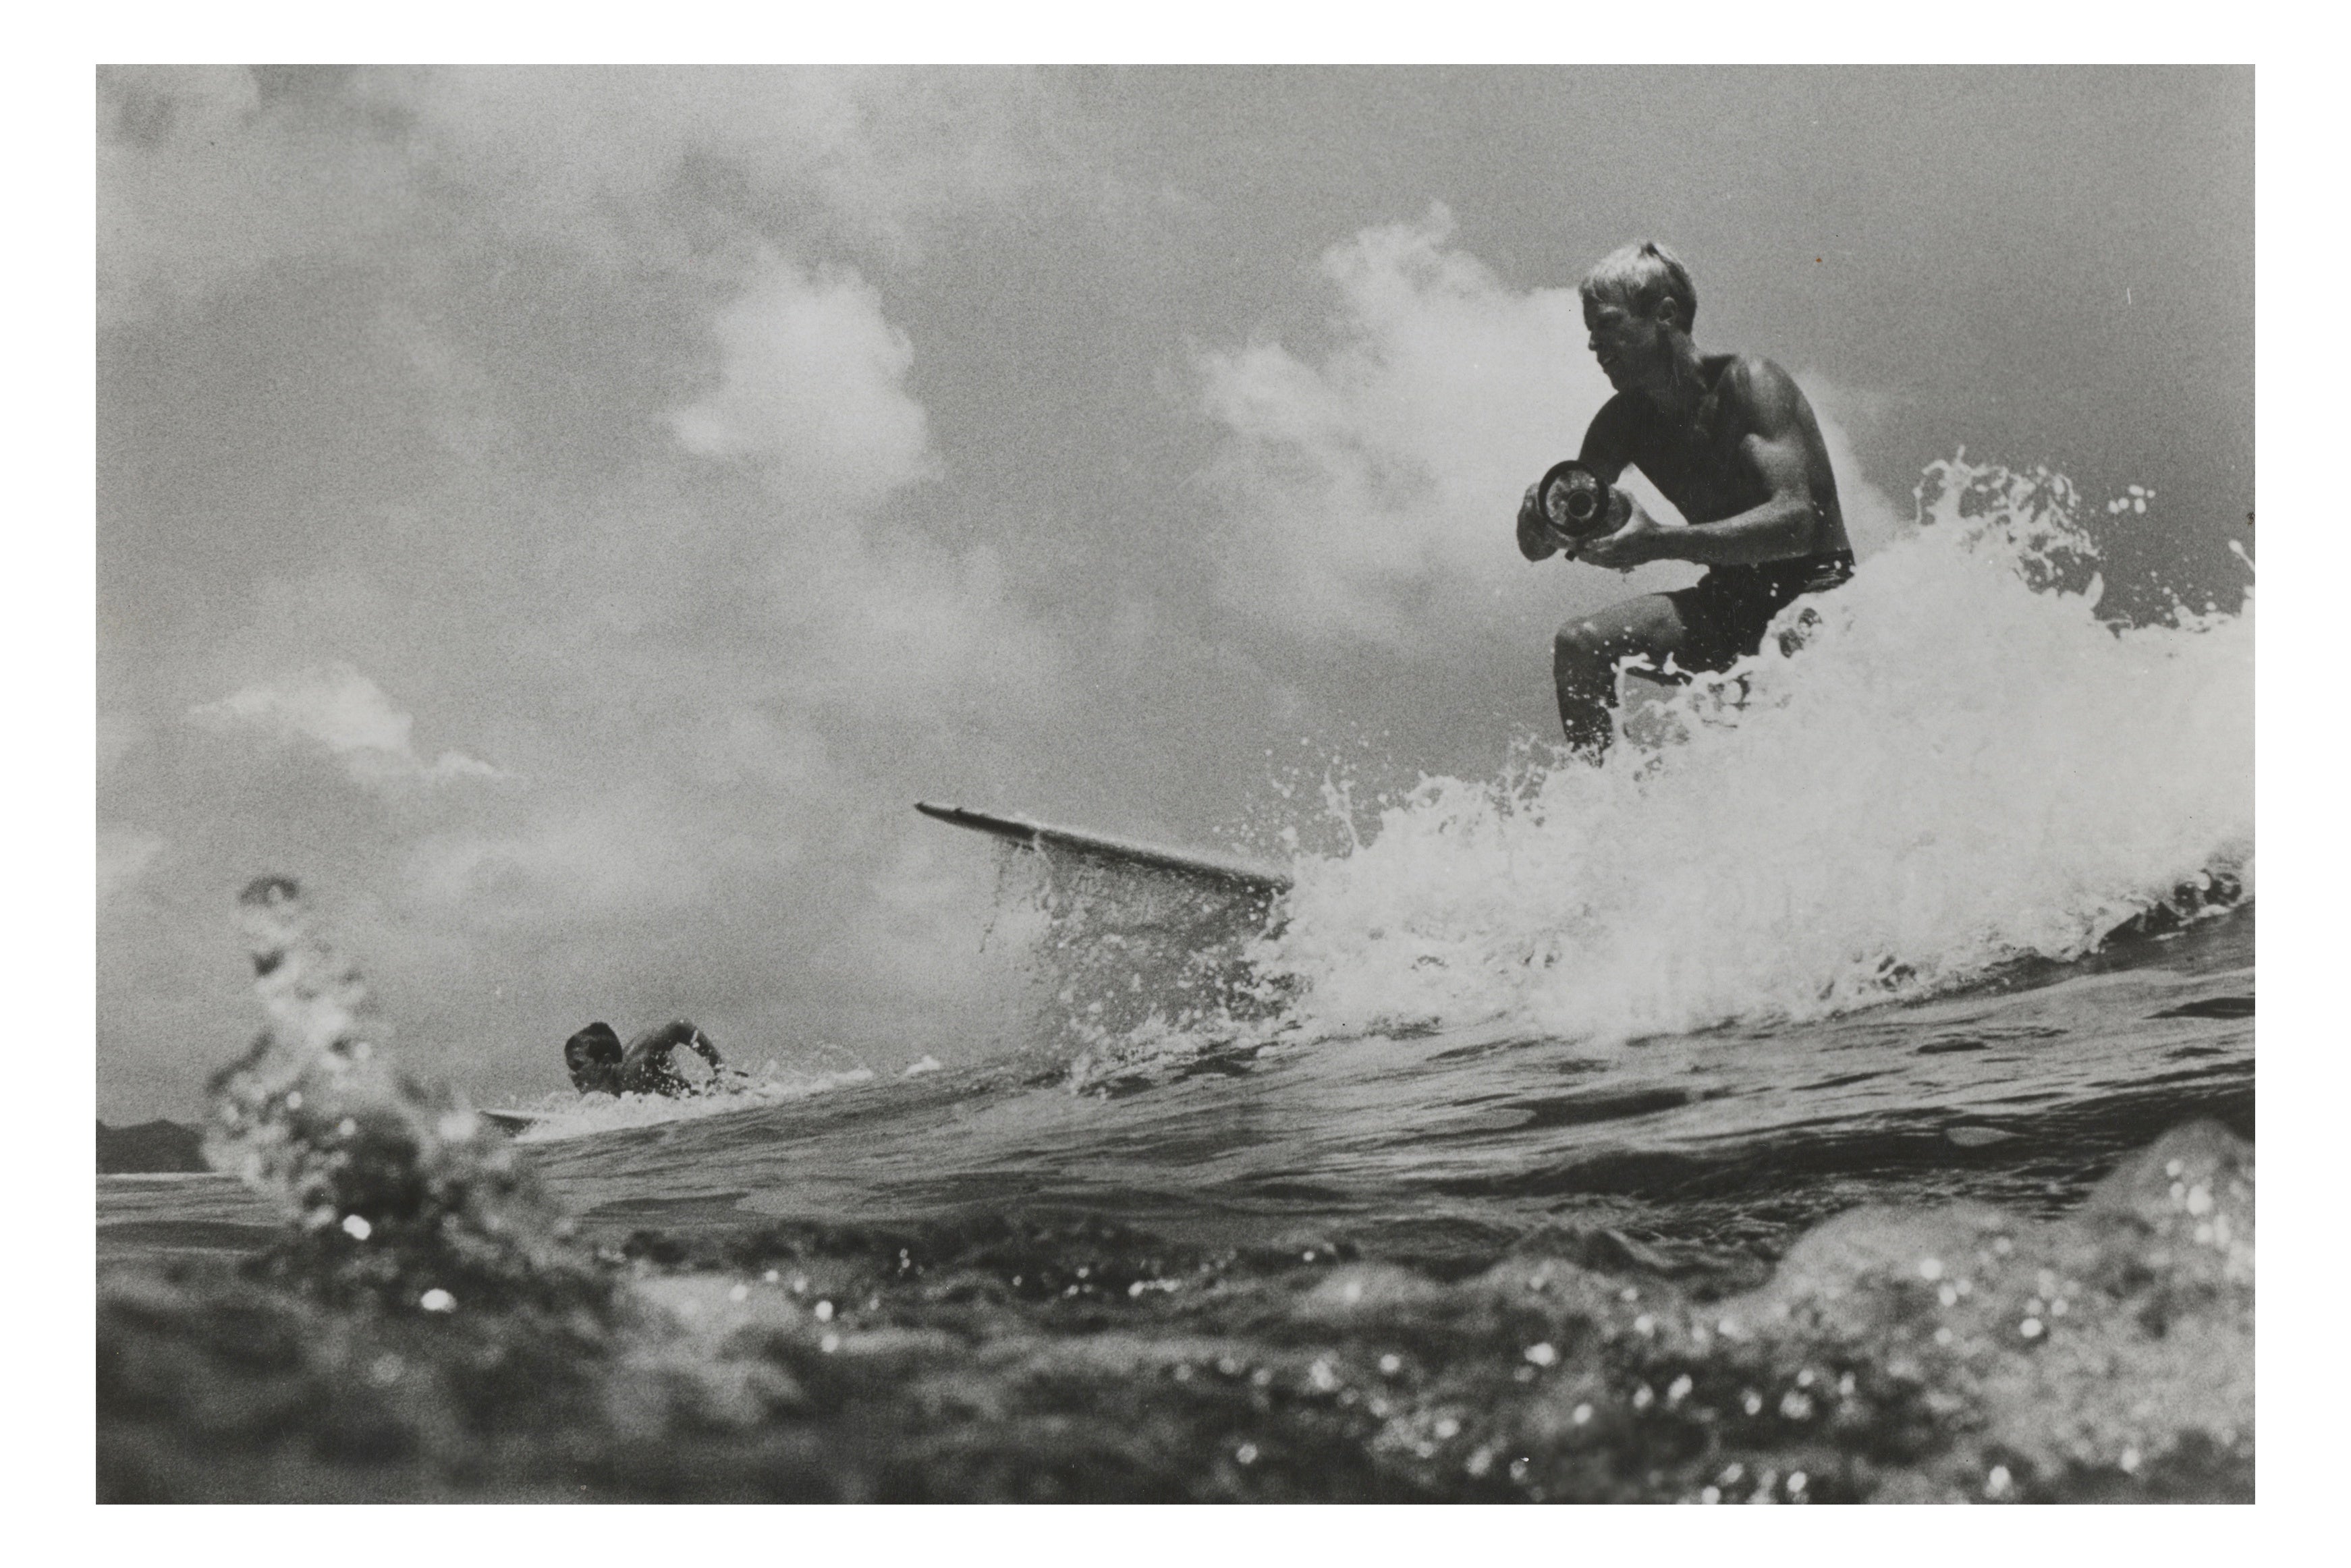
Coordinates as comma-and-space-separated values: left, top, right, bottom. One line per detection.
1572, 1403, 1592, 1426
1524, 1342, 1558, 1367
814, 1300, 834, 1322
2020, 1317, 2044, 1339
418, 1288, 455, 1313
1379, 1353, 1402, 1376
1235, 1443, 1259, 1465
1918, 1256, 1945, 1281
340, 1214, 372, 1241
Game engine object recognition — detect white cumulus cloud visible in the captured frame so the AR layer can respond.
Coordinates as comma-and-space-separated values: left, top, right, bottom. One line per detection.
190, 663, 503, 789
669, 254, 936, 508
1196, 205, 1606, 646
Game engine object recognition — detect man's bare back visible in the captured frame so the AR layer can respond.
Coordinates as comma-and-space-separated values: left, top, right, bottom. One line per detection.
1520, 243, 1854, 753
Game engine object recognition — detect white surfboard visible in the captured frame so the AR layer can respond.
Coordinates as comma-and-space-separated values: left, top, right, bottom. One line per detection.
914, 801, 1291, 897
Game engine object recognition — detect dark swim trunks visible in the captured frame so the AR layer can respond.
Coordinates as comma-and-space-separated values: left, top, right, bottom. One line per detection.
1659, 551, 1854, 676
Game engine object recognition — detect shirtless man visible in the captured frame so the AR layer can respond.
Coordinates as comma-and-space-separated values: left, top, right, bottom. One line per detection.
563, 1020, 725, 1097
1519, 242, 1854, 754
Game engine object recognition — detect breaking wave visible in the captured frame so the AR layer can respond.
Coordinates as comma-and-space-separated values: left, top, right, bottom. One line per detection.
1254, 459, 2252, 1048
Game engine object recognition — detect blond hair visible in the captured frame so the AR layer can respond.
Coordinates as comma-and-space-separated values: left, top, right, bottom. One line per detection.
1579, 241, 1696, 331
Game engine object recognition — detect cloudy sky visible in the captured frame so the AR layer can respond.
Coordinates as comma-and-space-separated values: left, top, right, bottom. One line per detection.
96, 65, 2253, 1119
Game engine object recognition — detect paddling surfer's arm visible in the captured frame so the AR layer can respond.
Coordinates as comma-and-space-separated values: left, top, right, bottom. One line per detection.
1580, 362, 1827, 569
619, 1021, 724, 1094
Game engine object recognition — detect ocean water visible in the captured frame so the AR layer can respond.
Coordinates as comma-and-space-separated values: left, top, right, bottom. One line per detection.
97, 462, 2255, 1502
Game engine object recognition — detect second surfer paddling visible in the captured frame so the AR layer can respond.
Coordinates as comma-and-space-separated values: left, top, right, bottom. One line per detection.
563, 1020, 727, 1097
1520, 241, 1854, 754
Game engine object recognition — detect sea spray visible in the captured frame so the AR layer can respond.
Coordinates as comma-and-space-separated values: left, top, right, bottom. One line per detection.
1256, 458, 2252, 1048
1002, 851, 1288, 1090
205, 875, 611, 1313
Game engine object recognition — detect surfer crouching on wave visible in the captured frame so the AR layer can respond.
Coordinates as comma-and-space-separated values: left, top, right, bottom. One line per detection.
1519, 241, 1854, 755
563, 1020, 726, 1097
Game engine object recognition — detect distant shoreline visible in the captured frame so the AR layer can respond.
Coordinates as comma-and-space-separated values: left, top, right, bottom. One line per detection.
98, 1119, 206, 1174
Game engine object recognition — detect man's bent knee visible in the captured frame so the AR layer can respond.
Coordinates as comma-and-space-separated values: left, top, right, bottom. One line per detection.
1554, 621, 1615, 679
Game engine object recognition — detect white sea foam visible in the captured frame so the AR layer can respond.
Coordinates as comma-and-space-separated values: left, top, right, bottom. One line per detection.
1252, 459, 2252, 1046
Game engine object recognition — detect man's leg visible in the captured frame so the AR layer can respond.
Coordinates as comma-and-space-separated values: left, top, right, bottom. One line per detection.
1552, 592, 1696, 755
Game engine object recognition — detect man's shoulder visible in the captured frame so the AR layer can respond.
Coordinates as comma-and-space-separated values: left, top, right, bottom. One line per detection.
1713, 354, 1813, 418
1713, 352, 1794, 391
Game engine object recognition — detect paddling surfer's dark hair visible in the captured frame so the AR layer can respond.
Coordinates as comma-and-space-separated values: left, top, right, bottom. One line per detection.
564, 1022, 622, 1071
1580, 241, 1696, 331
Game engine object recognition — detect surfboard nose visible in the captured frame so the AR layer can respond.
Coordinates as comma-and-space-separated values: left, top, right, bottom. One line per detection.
914, 800, 1291, 895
